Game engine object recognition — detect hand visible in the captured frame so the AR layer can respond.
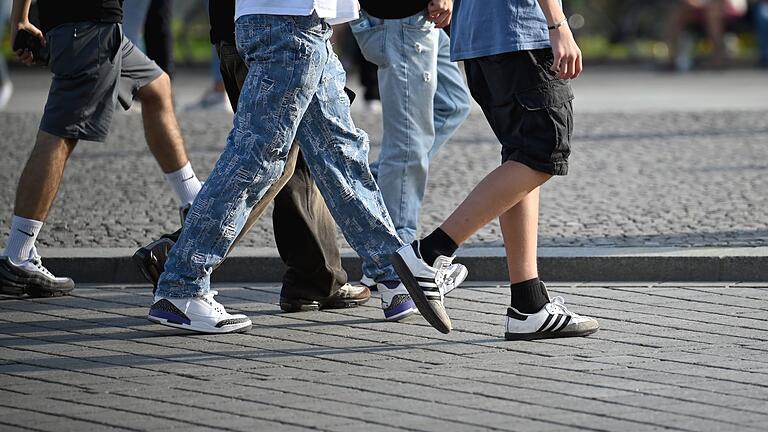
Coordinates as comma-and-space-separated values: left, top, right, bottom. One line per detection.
549, 24, 582, 79
11, 21, 45, 66
427, 0, 452, 28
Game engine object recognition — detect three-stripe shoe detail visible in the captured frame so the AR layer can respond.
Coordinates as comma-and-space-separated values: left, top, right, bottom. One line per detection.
536, 313, 572, 333
415, 276, 442, 300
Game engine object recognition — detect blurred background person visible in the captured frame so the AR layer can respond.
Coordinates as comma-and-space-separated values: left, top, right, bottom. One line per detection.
122, 0, 174, 77
665, 0, 748, 70
0, 0, 12, 109
756, 0, 768, 67
183, 0, 230, 112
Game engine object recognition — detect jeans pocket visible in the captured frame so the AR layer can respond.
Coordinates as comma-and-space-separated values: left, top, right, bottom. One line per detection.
402, 10, 433, 30
351, 16, 387, 66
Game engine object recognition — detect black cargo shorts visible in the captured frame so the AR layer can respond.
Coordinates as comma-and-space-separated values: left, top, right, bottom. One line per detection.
464, 48, 574, 175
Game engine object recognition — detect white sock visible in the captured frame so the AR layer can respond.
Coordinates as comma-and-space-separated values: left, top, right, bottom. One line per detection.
164, 162, 202, 207
3, 215, 43, 264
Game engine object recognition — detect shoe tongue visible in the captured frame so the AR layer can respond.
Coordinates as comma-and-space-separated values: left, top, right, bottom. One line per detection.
433, 255, 453, 268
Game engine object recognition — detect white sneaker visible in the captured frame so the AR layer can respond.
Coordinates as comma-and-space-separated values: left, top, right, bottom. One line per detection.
0, 81, 13, 110
148, 290, 252, 334
183, 90, 233, 113
360, 274, 376, 290
377, 281, 418, 321
505, 296, 599, 341
0, 249, 74, 297
391, 241, 463, 334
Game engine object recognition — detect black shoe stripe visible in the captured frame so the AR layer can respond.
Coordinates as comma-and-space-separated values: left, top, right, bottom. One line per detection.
414, 276, 436, 283
418, 284, 440, 292
553, 315, 571, 332
536, 314, 555, 332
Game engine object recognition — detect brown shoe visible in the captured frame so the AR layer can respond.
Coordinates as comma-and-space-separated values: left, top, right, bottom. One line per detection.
280, 283, 371, 312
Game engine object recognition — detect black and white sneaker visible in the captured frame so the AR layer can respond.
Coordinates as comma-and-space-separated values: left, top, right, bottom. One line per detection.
391, 242, 464, 334
148, 290, 252, 334
0, 252, 74, 297
132, 230, 180, 293
359, 274, 377, 291
505, 296, 599, 341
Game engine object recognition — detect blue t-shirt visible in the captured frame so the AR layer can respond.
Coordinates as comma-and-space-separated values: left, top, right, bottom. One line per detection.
451, 0, 552, 61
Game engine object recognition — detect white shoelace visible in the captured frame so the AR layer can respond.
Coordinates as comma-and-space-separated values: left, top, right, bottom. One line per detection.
433, 257, 456, 296
201, 290, 225, 314
549, 296, 576, 316
28, 253, 57, 279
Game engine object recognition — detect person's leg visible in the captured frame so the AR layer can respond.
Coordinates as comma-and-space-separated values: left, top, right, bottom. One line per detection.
703, 0, 726, 64
439, 161, 550, 247
352, 11, 439, 245
12, 132, 76, 223
393, 50, 596, 338
274, 152, 351, 309
117, 32, 202, 208
429, 29, 471, 159
144, 0, 174, 77
150, 14, 336, 333
215, 38, 351, 308
1, 22, 125, 297
758, 1, 768, 67
121, 0, 151, 50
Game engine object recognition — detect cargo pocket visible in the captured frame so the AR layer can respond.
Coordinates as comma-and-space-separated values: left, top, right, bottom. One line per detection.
514, 80, 574, 164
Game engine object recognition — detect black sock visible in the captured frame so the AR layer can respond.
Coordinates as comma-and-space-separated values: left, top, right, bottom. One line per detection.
509, 278, 550, 314
415, 228, 458, 266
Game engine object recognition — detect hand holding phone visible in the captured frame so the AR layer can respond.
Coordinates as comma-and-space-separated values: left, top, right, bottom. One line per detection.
12, 25, 48, 66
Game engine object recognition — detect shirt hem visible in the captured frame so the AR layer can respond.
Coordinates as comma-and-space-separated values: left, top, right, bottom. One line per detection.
451, 41, 551, 62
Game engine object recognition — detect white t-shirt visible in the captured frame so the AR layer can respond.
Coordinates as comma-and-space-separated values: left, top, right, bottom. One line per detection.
235, 0, 359, 25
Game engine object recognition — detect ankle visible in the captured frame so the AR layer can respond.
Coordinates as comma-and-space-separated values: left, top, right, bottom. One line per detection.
416, 228, 459, 266
509, 278, 550, 313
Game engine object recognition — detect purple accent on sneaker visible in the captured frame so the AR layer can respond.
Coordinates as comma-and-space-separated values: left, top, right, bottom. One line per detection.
384, 298, 416, 319
380, 280, 400, 290
149, 308, 191, 325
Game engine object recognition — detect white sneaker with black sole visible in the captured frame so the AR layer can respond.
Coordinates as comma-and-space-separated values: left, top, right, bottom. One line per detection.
148, 290, 252, 334
505, 296, 599, 340
360, 274, 376, 291
391, 242, 462, 334
0, 250, 74, 297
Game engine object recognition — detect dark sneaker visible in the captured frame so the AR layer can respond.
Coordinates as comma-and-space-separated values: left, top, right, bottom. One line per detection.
280, 283, 371, 312
148, 290, 252, 334
0, 254, 74, 297
132, 229, 180, 293
505, 296, 599, 341
391, 242, 463, 334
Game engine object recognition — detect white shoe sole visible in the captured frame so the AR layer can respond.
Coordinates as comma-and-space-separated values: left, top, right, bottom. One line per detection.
147, 314, 252, 334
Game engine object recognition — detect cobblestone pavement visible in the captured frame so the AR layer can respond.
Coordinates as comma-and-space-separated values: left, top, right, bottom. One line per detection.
0, 282, 766, 431
1, 68, 767, 250
2, 108, 767, 250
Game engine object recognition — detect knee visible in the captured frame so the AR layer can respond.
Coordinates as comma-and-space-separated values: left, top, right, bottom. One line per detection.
136, 72, 172, 108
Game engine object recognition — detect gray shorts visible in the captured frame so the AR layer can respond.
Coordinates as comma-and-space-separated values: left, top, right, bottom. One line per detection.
40, 22, 163, 142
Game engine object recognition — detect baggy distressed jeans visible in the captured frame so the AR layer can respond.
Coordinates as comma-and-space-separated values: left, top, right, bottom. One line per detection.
351, 11, 471, 244
156, 13, 403, 298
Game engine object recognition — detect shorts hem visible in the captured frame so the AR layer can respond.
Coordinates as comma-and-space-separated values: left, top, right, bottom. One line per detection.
502, 153, 568, 176
38, 125, 107, 143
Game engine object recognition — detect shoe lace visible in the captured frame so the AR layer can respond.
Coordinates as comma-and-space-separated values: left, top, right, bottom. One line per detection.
433, 256, 456, 295
28, 251, 56, 279
549, 296, 575, 316
201, 290, 225, 314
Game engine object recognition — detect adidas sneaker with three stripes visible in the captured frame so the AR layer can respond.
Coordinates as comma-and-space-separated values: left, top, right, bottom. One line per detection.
391, 242, 464, 334
505, 296, 599, 340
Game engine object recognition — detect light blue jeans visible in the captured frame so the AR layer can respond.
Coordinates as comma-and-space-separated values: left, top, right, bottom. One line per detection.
351, 11, 471, 244
156, 13, 403, 298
